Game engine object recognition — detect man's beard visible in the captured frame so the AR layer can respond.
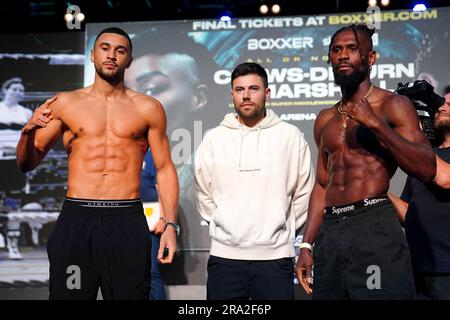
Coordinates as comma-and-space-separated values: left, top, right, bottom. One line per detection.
333, 66, 369, 87
235, 104, 262, 121
435, 118, 450, 133
95, 63, 123, 84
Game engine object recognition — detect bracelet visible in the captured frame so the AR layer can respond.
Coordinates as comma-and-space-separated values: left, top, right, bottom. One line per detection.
299, 242, 313, 252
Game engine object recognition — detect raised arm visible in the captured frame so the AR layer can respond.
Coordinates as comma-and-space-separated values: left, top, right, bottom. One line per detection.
145, 98, 179, 264
16, 96, 62, 172
348, 94, 436, 182
294, 110, 330, 295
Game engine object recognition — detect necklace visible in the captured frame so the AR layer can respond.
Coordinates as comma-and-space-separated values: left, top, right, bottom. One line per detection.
337, 83, 374, 128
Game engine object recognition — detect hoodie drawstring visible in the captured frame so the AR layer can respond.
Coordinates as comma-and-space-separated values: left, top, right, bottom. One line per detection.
238, 126, 262, 172
255, 126, 262, 171
220, 110, 281, 172
238, 125, 244, 169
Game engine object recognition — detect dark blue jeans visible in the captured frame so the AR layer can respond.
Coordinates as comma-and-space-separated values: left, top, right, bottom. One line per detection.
149, 232, 166, 300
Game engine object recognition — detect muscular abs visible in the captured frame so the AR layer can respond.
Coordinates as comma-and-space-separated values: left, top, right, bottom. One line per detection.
321, 108, 395, 206
59, 95, 148, 199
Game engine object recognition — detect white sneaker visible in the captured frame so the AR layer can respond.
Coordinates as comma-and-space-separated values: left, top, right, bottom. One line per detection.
8, 249, 23, 260
0, 234, 5, 248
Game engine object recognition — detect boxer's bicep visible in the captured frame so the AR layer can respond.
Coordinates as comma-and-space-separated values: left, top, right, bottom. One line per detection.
385, 94, 429, 145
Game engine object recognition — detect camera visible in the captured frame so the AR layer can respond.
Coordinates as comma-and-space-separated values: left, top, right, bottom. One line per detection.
395, 80, 445, 146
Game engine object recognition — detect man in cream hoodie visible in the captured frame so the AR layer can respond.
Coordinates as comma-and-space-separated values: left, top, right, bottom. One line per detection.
194, 62, 315, 300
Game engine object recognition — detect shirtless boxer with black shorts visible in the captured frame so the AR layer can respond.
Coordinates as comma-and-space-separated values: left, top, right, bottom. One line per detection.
295, 24, 436, 299
16, 28, 179, 300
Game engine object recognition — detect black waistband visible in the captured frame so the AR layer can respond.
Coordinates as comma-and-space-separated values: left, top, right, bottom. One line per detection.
324, 196, 389, 216
65, 197, 141, 208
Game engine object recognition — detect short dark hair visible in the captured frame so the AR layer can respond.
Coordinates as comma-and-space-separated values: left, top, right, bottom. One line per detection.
2, 77, 23, 93
444, 85, 450, 95
94, 27, 133, 53
231, 62, 268, 88
328, 24, 375, 65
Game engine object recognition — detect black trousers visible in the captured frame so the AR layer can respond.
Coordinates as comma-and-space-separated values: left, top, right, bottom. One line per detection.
207, 255, 295, 300
414, 272, 450, 300
47, 198, 152, 300
313, 198, 415, 300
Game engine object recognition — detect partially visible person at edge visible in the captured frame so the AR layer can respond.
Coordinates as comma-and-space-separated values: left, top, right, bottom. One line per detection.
141, 150, 167, 300
0, 77, 32, 260
0, 77, 31, 128
389, 85, 450, 299
125, 29, 221, 252
431, 88, 450, 189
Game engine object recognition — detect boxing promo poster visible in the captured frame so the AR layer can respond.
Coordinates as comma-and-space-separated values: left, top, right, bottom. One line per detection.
85, 6, 450, 247
0, 7, 448, 286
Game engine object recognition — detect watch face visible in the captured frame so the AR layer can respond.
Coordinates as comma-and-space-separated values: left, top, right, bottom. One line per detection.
166, 222, 180, 235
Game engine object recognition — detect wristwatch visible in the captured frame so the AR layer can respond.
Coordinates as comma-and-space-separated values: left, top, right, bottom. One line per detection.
164, 222, 180, 236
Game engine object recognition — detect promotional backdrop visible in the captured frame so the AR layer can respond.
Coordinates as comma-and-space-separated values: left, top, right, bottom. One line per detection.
0, 7, 448, 287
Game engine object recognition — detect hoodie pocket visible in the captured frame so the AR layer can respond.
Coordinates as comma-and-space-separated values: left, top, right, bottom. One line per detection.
211, 196, 288, 246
